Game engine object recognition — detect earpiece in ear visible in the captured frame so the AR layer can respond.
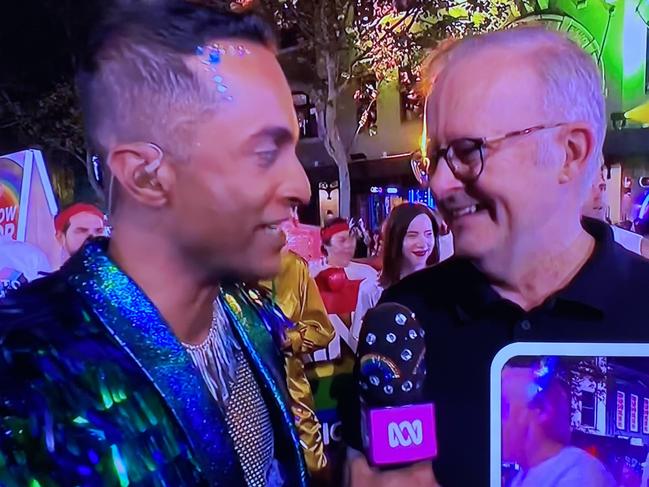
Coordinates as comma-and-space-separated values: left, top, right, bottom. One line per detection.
144, 143, 163, 175
134, 143, 164, 188
143, 157, 161, 175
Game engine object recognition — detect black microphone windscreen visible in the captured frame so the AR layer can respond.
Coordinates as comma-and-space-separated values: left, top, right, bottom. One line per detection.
356, 302, 426, 407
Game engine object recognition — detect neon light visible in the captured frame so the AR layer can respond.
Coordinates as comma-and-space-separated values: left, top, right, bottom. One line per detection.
631, 394, 639, 432
386, 187, 399, 194
639, 192, 649, 219
621, 0, 647, 102
618, 391, 626, 430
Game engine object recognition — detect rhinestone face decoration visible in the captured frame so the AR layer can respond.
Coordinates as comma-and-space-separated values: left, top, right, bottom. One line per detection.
408, 329, 418, 340
386, 333, 396, 344
366, 333, 376, 346
402, 381, 413, 392
383, 385, 394, 395
195, 43, 251, 102
369, 376, 380, 386
395, 313, 407, 326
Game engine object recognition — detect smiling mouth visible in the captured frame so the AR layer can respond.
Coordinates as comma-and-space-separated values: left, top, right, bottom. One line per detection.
412, 250, 429, 257
448, 203, 488, 220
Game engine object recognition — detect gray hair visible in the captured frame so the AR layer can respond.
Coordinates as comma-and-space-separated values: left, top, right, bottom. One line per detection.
433, 26, 606, 191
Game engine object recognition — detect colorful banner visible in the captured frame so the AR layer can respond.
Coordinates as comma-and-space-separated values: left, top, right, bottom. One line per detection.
0, 157, 23, 239
631, 394, 639, 432
0, 150, 59, 267
616, 391, 626, 430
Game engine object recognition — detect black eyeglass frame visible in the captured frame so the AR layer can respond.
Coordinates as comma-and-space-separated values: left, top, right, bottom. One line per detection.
412, 123, 568, 186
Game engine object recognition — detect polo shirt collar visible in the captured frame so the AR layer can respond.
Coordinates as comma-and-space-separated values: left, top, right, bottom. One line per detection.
454, 218, 619, 320
555, 217, 618, 314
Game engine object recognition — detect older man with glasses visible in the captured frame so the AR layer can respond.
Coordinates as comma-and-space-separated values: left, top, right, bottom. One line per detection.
348, 26, 649, 487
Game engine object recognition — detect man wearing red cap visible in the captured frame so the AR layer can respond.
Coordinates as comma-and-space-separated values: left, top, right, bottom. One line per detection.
54, 203, 106, 263
309, 218, 377, 365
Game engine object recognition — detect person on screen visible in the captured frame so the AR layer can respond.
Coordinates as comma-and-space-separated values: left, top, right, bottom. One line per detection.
54, 202, 106, 261
502, 359, 614, 487
581, 163, 649, 258
350, 27, 649, 487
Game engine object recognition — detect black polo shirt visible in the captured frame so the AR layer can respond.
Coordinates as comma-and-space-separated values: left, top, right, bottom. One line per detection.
378, 218, 649, 487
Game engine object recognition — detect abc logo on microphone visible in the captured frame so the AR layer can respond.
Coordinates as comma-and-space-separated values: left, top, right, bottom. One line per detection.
388, 419, 423, 448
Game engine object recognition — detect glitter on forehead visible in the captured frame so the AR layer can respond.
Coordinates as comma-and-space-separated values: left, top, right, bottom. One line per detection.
209, 51, 221, 64
194, 43, 251, 103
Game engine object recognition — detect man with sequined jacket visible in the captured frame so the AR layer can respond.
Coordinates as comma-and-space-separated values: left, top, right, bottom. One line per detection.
0, 3, 312, 486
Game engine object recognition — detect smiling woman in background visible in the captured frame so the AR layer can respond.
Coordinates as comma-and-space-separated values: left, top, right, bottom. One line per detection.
352, 203, 440, 343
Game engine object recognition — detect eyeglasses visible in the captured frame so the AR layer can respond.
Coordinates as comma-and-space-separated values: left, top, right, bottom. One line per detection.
411, 123, 567, 187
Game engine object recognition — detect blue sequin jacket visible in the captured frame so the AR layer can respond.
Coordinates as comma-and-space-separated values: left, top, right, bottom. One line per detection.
0, 240, 308, 487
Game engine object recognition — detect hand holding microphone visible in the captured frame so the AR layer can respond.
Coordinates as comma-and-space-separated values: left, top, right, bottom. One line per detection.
355, 303, 437, 467
348, 454, 440, 487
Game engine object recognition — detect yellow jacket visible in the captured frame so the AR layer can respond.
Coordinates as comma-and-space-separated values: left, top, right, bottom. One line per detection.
260, 251, 334, 474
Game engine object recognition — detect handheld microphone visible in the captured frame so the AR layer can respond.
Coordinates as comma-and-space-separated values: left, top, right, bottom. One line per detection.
356, 302, 437, 467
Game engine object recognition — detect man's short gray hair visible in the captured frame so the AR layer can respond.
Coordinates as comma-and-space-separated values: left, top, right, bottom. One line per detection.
435, 26, 606, 189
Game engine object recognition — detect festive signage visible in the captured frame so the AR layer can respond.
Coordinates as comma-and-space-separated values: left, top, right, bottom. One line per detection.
0, 157, 23, 238
0, 150, 59, 267
643, 398, 649, 434
617, 391, 626, 430
631, 394, 639, 432
0, 267, 27, 298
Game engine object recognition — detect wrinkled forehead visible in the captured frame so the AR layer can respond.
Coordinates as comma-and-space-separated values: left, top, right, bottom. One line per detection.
427, 47, 546, 142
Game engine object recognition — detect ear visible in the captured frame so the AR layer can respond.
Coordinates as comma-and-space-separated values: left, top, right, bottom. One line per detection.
107, 143, 174, 208
557, 122, 596, 185
55, 231, 65, 246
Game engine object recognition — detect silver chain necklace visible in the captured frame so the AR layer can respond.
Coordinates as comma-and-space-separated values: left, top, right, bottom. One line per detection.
182, 298, 239, 406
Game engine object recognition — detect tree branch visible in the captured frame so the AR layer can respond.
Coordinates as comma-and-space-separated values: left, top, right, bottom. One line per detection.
348, 7, 420, 68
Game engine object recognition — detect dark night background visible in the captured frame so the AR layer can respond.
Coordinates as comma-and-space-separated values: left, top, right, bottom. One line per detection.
0, 1, 146, 206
